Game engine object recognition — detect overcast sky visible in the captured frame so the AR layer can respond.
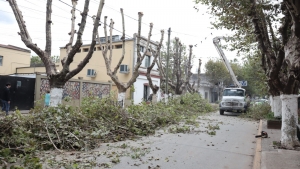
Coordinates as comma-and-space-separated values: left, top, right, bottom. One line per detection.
0, 0, 239, 73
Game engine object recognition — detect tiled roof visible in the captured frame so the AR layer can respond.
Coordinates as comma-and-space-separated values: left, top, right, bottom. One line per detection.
0, 44, 31, 53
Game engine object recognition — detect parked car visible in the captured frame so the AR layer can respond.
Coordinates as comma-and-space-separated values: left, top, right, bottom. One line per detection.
254, 99, 269, 105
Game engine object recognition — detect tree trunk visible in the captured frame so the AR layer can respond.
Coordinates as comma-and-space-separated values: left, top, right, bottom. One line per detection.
49, 76, 66, 107
49, 88, 64, 107
280, 94, 300, 149
269, 96, 273, 112
273, 95, 282, 118
152, 93, 157, 104
117, 86, 126, 107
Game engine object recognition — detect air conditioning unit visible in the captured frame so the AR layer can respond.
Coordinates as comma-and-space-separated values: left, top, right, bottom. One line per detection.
87, 69, 97, 77
120, 64, 130, 74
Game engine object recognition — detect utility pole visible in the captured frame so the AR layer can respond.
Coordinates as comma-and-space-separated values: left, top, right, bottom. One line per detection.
165, 28, 171, 100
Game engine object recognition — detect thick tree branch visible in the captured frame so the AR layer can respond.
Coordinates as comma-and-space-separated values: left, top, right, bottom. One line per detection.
63, 0, 91, 74
127, 18, 153, 87
146, 30, 164, 94
45, 0, 52, 57
62, 0, 78, 66
66, 0, 105, 80
8, 0, 54, 74
112, 8, 126, 75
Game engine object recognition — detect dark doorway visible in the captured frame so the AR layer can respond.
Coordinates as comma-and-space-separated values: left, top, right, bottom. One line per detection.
0, 76, 35, 110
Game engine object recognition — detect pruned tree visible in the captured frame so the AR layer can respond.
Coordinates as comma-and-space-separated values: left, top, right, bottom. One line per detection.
157, 38, 194, 96
8, 0, 105, 106
195, 0, 300, 148
96, 10, 157, 107
186, 45, 196, 93
146, 30, 165, 103
197, 59, 202, 92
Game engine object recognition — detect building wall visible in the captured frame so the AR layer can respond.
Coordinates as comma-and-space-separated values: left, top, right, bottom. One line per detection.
16, 65, 59, 74
0, 47, 30, 75
198, 85, 211, 102
134, 74, 161, 104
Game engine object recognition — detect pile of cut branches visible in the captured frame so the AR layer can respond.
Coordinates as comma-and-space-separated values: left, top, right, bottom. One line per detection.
0, 93, 214, 167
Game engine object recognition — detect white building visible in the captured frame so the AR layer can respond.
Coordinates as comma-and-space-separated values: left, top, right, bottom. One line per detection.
133, 37, 161, 104
189, 73, 220, 103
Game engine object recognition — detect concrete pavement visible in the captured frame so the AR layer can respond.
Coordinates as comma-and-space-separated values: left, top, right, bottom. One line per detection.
260, 120, 300, 169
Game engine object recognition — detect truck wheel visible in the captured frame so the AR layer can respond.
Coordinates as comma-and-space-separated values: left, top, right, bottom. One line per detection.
220, 110, 224, 115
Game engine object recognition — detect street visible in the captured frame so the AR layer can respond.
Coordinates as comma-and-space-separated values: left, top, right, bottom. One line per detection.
85, 112, 260, 169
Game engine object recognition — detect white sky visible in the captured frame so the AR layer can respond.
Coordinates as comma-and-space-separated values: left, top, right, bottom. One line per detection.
0, 0, 239, 73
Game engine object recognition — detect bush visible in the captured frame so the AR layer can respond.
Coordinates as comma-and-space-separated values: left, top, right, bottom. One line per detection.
240, 103, 274, 120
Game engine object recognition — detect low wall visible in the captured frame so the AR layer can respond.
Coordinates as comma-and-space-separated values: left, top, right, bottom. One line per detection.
35, 75, 111, 107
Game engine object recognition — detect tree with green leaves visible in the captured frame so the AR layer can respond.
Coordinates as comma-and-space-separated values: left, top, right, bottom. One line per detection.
195, 0, 300, 148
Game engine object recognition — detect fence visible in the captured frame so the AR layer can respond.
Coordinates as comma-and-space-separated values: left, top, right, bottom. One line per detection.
35, 74, 112, 107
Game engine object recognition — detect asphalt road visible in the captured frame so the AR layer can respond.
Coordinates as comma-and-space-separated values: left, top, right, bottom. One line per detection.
46, 111, 259, 168
92, 111, 260, 169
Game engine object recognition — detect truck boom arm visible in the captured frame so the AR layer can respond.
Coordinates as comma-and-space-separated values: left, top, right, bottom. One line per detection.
213, 36, 241, 88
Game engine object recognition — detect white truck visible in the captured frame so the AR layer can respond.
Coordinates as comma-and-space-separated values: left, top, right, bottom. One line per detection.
213, 37, 247, 115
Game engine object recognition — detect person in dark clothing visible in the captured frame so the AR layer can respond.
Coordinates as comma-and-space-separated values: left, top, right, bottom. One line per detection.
1, 83, 11, 115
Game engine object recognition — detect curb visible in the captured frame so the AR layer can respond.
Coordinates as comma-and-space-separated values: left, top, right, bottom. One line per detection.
253, 119, 262, 169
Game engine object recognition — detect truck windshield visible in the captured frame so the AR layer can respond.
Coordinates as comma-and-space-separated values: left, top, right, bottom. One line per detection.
223, 89, 245, 97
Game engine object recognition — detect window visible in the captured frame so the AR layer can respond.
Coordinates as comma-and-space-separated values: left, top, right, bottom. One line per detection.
112, 35, 120, 41
87, 69, 96, 76
145, 55, 151, 67
143, 85, 150, 101
205, 92, 208, 100
115, 45, 123, 49
0, 56, 2, 66
97, 47, 101, 51
140, 46, 145, 52
100, 37, 106, 43
120, 65, 129, 73
83, 48, 89, 52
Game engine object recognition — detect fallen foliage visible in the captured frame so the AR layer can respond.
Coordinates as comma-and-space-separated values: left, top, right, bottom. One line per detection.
0, 93, 214, 167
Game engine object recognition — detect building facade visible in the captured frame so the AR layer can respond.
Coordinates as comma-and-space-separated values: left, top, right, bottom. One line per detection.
58, 34, 161, 104
189, 73, 219, 103
0, 44, 31, 75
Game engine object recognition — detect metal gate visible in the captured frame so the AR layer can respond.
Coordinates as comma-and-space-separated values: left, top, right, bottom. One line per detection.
0, 75, 35, 110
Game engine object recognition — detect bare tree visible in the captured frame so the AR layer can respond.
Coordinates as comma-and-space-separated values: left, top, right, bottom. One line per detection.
197, 59, 202, 92
157, 39, 194, 96
8, 0, 105, 106
96, 10, 156, 107
146, 30, 164, 103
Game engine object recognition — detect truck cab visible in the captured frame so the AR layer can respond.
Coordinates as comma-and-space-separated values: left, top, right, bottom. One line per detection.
219, 88, 246, 115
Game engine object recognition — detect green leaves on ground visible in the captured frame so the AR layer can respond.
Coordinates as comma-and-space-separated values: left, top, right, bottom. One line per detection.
0, 93, 214, 167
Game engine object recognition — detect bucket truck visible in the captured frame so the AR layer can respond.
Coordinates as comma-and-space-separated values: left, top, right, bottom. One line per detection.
213, 36, 247, 115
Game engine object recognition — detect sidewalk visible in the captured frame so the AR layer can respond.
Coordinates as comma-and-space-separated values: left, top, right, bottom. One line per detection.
260, 120, 300, 169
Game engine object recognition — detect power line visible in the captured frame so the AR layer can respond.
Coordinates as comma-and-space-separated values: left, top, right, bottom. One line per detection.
58, 0, 133, 39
